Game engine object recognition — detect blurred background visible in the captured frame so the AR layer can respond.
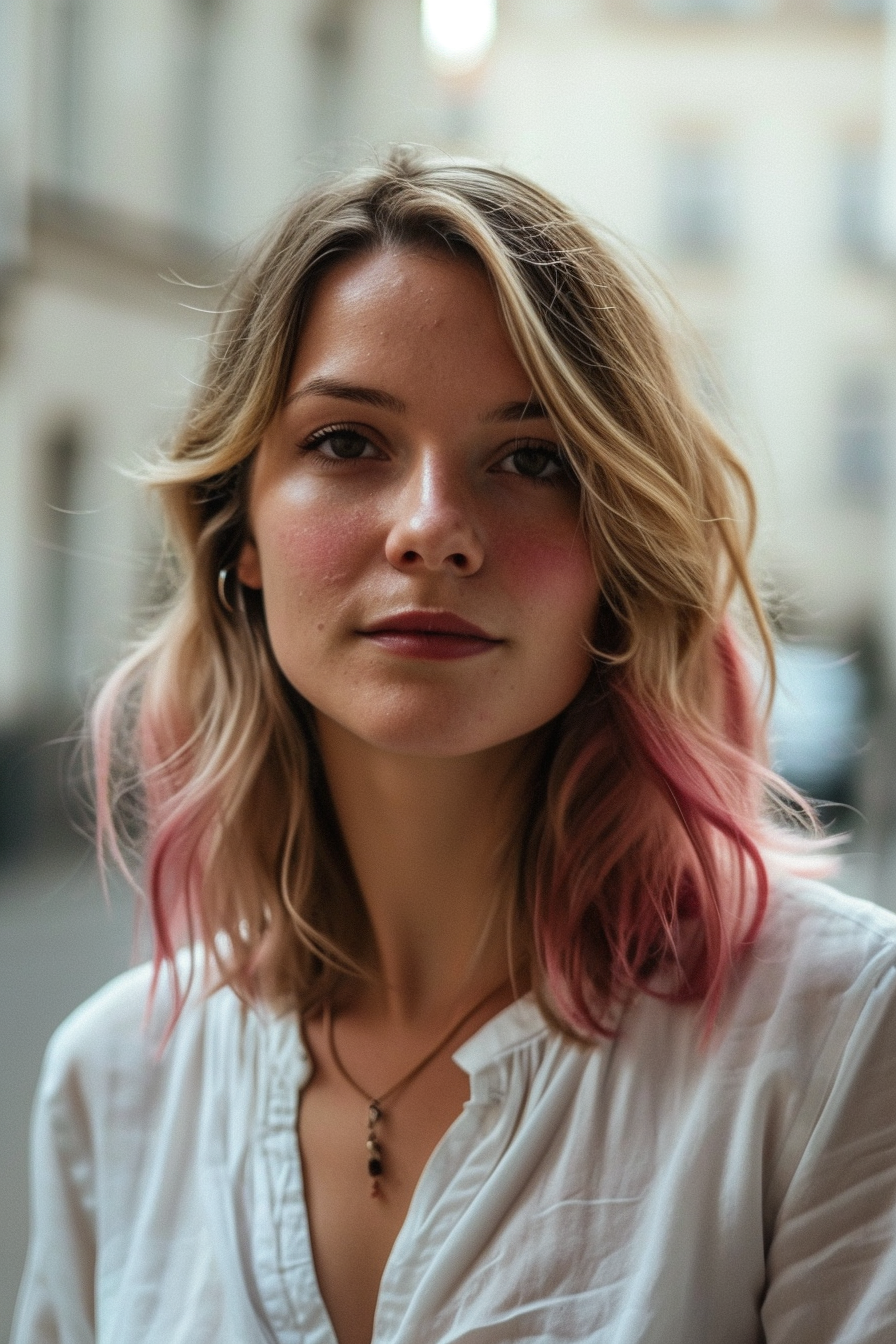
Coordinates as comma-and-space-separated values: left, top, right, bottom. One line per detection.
1, 0, 896, 1329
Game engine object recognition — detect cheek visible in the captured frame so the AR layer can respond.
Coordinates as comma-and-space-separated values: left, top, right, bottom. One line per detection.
497, 523, 599, 623
257, 492, 372, 592
496, 522, 598, 729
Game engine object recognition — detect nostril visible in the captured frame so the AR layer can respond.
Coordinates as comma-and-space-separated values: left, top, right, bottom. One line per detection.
392, 547, 474, 570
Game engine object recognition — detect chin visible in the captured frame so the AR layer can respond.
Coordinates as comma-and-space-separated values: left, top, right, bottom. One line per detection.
338, 715, 512, 760
313, 686, 528, 760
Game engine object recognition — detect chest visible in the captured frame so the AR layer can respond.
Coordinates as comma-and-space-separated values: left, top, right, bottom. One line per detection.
297, 1045, 472, 1344
96, 1000, 780, 1344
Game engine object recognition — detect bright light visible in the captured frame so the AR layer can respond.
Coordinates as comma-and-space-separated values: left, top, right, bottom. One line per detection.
421, 0, 497, 73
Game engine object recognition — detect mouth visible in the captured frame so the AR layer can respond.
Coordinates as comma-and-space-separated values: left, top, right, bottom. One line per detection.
359, 610, 503, 661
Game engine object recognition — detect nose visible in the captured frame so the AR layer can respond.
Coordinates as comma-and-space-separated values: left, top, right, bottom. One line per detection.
384, 452, 485, 576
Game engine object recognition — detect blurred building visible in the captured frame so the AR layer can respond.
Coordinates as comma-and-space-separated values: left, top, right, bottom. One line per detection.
0, 0, 892, 855
475, 0, 894, 827
0, 0, 429, 853
479, 0, 893, 642
880, 0, 896, 683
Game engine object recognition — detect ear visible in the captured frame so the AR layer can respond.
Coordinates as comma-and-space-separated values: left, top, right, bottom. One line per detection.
236, 538, 263, 589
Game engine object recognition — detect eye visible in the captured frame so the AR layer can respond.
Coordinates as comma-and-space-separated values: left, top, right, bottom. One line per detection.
303, 425, 381, 461
496, 443, 566, 481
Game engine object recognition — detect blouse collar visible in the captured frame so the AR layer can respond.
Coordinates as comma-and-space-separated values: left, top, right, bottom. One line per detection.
451, 993, 549, 1077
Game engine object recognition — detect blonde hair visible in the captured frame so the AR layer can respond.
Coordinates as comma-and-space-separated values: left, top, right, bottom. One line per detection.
94, 149, 803, 1035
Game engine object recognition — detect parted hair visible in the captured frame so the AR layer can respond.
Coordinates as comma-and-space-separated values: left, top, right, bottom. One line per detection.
93, 148, 812, 1036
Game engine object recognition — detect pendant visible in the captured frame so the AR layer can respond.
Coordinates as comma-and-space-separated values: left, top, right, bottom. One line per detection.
367, 1101, 384, 1197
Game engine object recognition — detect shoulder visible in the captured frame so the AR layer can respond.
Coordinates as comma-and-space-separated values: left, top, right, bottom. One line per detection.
19, 957, 258, 1343
42, 960, 154, 1079
753, 872, 896, 1002
37, 950, 244, 1137
712, 873, 896, 1102
38, 961, 153, 1123
735, 875, 896, 1234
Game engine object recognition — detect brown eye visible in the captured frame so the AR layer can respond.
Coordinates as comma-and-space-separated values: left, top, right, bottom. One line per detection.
328, 432, 371, 458
305, 428, 379, 460
500, 446, 564, 479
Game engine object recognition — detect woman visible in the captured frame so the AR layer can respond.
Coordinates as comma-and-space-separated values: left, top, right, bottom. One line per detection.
13, 150, 896, 1344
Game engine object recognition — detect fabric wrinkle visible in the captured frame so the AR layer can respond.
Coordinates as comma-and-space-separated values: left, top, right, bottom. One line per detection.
11, 877, 896, 1344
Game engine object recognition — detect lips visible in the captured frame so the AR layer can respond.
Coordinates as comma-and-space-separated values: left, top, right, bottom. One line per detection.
360, 610, 502, 661
364, 611, 496, 639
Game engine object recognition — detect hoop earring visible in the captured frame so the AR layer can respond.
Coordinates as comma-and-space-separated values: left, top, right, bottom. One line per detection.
217, 566, 237, 614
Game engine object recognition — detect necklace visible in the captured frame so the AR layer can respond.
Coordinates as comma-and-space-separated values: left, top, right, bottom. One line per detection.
326, 982, 510, 1198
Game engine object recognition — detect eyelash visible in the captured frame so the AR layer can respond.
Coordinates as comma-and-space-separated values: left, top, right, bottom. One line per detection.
300, 425, 567, 482
497, 440, 567, 483
301, 423, 379, 461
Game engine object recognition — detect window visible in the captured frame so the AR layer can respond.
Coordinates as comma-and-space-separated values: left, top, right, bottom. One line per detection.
663, 141, 735, 262
40, 422, 84, 697
830, 0, 883, 17
303, 5, 352, 164
645, 0, 759, 17
175, 0, 223, 234
836, 141, 881, 263
833, 370, 890, 502
47, 0, 90, 190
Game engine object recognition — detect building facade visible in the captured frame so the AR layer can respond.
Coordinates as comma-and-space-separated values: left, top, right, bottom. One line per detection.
0, 0, 891, 852
479, 0, 893, 642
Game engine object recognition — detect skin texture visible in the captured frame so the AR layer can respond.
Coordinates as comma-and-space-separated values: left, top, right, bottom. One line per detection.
238, 250, 598, 762
237, 248, 600, 1344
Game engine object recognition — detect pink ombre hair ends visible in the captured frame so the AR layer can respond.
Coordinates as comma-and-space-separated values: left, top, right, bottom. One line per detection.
92, 149, 818, 1038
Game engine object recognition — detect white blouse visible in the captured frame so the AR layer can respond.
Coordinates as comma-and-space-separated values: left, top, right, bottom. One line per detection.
11, 876, 896, 1344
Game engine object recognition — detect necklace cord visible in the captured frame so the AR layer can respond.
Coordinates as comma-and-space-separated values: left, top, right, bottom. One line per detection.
325, 979, 511, 1109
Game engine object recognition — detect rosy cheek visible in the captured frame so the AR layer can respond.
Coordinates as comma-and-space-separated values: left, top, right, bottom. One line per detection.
263, 496, 372, 588
496, 524, 598, 608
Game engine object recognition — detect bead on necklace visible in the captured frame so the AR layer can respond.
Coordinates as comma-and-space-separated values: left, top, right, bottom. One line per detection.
324, 983, 509, 1198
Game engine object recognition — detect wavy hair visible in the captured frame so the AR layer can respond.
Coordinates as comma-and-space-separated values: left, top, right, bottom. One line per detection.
93, 148, 814, 1036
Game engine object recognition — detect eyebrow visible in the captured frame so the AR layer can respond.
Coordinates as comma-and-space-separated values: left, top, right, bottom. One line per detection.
284, 378, 406, 413
481, 399, 551, 424
284, 378, 552, 426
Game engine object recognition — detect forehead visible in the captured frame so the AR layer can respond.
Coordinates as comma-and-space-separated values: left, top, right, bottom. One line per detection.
287, 246, 534, 398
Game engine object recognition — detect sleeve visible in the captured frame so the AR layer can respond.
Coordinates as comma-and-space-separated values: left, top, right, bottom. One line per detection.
761, 962, 896, 1344
10, 1026, 98, 1344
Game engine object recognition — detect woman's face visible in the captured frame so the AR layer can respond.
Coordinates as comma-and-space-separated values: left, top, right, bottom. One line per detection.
238, 247, 599, 759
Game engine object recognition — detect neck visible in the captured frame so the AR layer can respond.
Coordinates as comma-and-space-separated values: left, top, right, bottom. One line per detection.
316, 715, 536, 1025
